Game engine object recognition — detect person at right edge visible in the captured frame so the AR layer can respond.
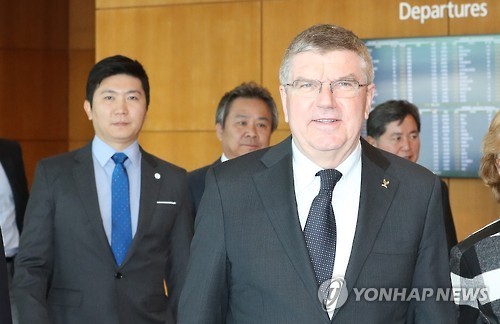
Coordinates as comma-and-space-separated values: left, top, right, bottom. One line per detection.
178, 24, 455, 323
450, 111, 500, 323
366, 99, 458, 252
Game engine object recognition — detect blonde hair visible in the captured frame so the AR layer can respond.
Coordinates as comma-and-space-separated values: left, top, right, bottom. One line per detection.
479, 111, 500, 202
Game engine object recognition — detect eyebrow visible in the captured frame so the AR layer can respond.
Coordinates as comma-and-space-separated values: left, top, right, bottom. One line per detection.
234, 114, 271, 121
99, 89, 143, 96
336, 73, 358, 80
295, 73, 359, 81
389, 130, 419, 136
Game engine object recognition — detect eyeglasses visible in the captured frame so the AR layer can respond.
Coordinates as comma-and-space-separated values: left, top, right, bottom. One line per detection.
284, 79, 369, 98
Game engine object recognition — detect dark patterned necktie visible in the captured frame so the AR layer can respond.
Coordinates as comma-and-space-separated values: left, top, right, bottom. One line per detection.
304, 169, 342, 286
111, 153, 132, 266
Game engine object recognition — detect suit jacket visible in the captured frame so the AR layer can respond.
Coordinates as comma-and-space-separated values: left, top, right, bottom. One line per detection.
0, 139, 29, 233
188, 159, 221, 214
13, 143, 193, 324
178, 137, 456, 323
0, 231, 13, 324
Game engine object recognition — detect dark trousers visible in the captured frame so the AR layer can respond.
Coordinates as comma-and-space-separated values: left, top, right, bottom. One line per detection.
6, 258, 18, 324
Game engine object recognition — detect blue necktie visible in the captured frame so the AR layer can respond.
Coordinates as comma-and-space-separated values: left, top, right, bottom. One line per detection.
111, 153, 132, 266
304, 169, 342, 286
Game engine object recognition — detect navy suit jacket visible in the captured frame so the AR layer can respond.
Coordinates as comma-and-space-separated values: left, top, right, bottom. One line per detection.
179, 137, 456, 323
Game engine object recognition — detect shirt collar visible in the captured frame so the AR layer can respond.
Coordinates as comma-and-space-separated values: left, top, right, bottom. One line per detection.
92, 136, 141, 167
221, 153, 230, 163
292, 138, 362, 184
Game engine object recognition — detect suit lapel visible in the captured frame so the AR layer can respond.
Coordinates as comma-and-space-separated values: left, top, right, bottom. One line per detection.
72, 144, 115, 261
339, 140, 399, 310
252, 138, 329, 320
123, 149, 160, 264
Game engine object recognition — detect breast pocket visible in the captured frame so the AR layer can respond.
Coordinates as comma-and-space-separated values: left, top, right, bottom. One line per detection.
149, 202, 179, 231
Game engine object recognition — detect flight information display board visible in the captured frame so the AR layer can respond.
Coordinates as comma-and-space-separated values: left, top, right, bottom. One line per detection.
365, 35, 499, 177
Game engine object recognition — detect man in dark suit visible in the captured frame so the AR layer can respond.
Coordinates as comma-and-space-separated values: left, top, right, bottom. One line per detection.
0, 138, 29, 324
178, 24, 455, 323
0, 232, 13, 324
13, 55, 193, 324
366, 99, 458, 252
188, 82, 279, 213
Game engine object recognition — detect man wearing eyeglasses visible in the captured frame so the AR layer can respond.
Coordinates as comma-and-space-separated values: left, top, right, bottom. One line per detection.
179, 24, 455, 323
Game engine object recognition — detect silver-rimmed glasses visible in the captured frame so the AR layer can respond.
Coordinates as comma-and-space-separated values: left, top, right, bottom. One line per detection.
284, 79, 369, 98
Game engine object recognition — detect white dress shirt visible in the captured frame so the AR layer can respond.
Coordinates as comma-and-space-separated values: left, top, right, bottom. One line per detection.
0, 162, 20, 257
292, 138, 362, 316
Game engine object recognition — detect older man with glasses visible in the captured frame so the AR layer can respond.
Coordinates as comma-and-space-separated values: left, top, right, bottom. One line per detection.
179, 24, 455, 323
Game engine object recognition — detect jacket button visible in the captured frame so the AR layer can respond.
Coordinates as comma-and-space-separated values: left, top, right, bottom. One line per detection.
115, 272, 123, 279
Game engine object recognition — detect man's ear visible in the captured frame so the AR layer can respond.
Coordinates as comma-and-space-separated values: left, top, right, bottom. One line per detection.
215, 123, 223, 141
366, 136, 378, 147
279, 85, 289, 123
83, 100, 92, 120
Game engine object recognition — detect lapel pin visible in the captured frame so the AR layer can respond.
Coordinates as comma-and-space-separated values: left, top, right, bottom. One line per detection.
155, 173, 161, 179
381, 179, 389, 189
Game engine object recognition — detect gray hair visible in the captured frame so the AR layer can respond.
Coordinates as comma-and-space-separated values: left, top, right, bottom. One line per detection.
279, 24, 373, 86
215, 81, 279, 132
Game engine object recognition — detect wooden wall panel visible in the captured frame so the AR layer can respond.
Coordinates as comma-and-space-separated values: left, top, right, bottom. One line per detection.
449, 179, 499, 240
68, 50, 96, 144
0, 0, 69, 186
70, 0, 96, 50
96, 2, 262, 132
0, 0, 94, 186
68, 0, 96, 148
449, 0, 499, 35
97, 0, 242, 9
0, 51, 68, 141
19, 140, 69, 186
0, 49, 69, 186
0, 0, 68, 49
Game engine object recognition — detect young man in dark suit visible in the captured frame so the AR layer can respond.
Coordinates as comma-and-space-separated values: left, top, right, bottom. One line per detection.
14, 55, 193, 324
179, 24, 455, 323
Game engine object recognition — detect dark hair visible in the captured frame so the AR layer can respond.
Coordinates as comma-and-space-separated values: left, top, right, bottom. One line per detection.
215, 81, 279, 132
86, 55, 150, 107
367, 100, 421, 138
